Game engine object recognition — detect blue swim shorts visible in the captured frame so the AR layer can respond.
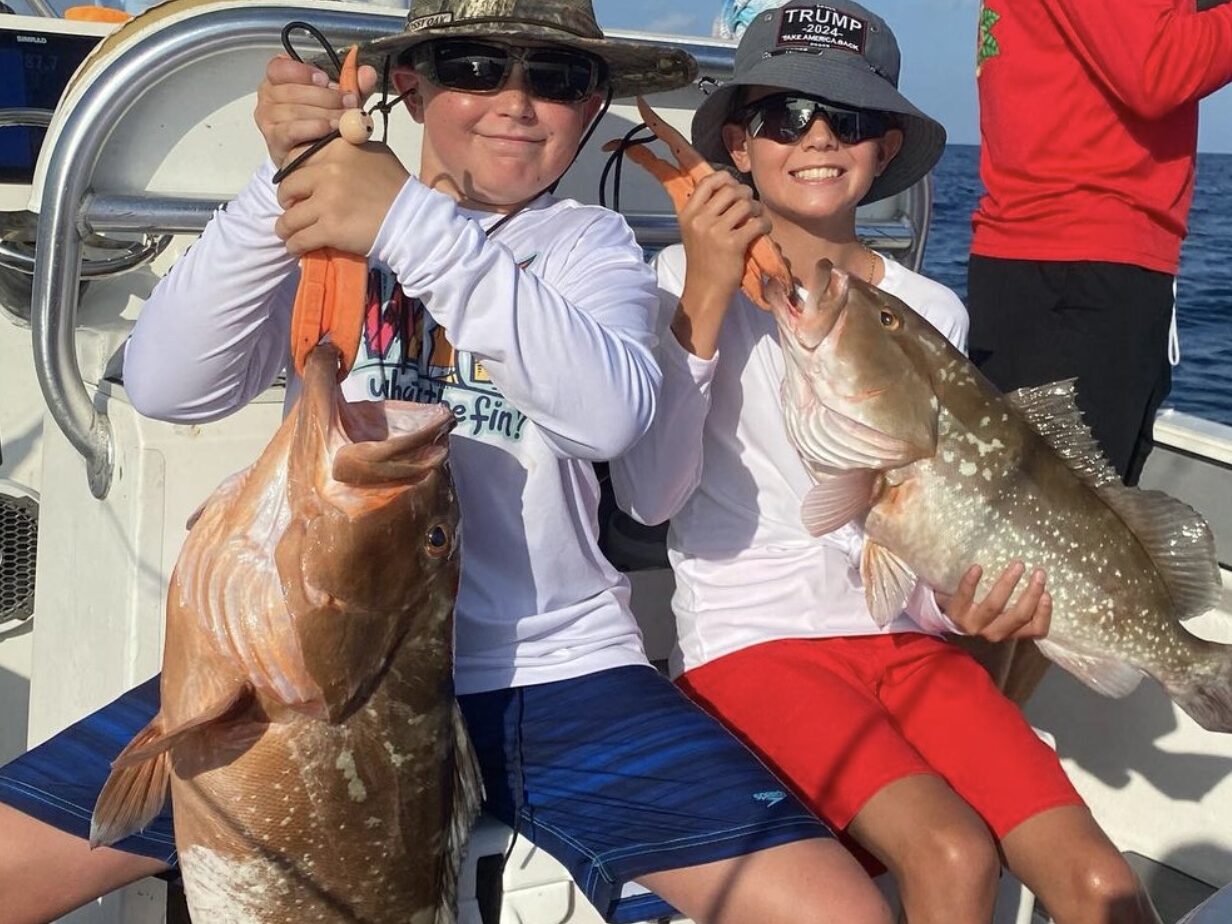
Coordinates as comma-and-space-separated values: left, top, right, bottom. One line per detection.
0, 666, 830, 922
459, 664, 831, 923
0, 675, 176, 864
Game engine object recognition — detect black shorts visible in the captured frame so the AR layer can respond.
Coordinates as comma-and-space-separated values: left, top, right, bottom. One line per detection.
966, 255, 1174, 485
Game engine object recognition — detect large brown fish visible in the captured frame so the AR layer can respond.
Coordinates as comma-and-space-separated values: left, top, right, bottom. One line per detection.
768, 261, 1232, 732
90, 343, 481, 923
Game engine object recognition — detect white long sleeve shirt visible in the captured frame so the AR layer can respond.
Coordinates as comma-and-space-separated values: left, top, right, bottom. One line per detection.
124, 161, 661, 694
611, 244, 971, 677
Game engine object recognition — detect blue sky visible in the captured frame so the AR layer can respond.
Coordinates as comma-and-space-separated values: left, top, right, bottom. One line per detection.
594, 0, 1232, 153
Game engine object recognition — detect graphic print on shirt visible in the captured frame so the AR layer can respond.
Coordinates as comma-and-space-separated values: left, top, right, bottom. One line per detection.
977, 2, 1001, 76
347, 259, 538, 444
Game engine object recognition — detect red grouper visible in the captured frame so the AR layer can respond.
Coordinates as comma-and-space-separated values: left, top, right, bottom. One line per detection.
91, 342, 479, 923
767, 259, 1232, 733
89, 44, 480, 924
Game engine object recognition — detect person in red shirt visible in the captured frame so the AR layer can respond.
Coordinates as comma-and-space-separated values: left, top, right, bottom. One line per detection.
966, 0, 1232, 705
969, 0, 1232, 485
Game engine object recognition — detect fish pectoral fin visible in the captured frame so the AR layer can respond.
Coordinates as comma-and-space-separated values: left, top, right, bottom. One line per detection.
90, 717, 172, 848
1035, 638, 1144, 698
801, 471, 876, 537
436, 702, 485, 924
114, 681, 256, 767
861, 541, 917, 628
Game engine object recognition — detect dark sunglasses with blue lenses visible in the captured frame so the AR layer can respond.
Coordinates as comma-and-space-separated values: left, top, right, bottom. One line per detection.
738, 94, 894, 147
406, 40, 605, 103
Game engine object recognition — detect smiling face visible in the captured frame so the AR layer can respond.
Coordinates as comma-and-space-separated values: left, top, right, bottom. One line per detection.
721, 86, 903, 226
393, 62, 603, 212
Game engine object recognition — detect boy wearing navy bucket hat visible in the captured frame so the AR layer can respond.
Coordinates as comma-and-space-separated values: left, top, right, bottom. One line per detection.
614, 2, 1161, 922
0, 2, 895, 922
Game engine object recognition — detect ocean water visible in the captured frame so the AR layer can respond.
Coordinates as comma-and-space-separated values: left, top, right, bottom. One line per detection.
922, 144, 1232, 427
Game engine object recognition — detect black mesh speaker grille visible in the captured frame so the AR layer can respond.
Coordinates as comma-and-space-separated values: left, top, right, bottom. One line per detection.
0, 492, 37, 623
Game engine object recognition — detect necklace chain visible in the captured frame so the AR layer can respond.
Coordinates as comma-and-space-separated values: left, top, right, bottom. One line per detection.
863, 245, 877, 284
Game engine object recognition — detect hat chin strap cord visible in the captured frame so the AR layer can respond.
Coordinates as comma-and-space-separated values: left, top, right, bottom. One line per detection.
273, 21, 416, 184
598, 122, 655, 214
271, 19, 613, 238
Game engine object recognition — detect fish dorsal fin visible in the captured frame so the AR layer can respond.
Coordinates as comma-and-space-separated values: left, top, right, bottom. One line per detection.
801, 470, 877, 537
1006, 380, 1121, 489
861, 540, 917, 628
1094, 487, 1221, 620
1035, 638, 1144, 698
436, 701, 484, 924
90, 717, 172, 848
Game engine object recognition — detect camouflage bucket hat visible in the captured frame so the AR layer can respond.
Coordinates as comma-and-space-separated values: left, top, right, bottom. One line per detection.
358, 0, 698, 98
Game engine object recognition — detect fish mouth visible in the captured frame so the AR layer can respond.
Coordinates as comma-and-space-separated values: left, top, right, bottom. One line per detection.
332, 403, 455, 487
296, 344, 455, 487
768, 259, 848, 352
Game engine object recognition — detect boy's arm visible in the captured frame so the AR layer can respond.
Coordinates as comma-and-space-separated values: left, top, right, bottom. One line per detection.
373, 182, 660, 461
1041, 0, 1232, 117
610, 251, 715, 526
123, 160, 299, 423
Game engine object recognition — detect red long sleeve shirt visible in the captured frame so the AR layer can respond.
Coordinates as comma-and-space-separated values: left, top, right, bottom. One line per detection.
971, 0, 1232, 275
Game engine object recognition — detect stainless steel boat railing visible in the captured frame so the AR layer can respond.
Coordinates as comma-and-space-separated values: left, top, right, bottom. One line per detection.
28, 7, 925, 499
28, 6, 738, 499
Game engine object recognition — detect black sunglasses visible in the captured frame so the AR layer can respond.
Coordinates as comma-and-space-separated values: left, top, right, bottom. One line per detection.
406, 40, 605, 103
738, 94, 893, 147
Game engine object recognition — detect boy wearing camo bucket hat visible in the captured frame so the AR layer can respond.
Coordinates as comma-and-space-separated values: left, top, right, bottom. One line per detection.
614, 2, 1160, 922
0, 2, 894, 923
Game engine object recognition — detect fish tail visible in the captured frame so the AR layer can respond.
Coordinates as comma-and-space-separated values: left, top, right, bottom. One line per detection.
89, 717, 172, 848
1168, 641, 1232, 733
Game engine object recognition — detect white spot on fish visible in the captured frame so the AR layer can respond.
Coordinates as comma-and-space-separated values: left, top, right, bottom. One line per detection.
960, 461, 977, 477
982, 468, 992, 481
980, 416, 990, 427
335, 748, 368, 802
384, 740, 409, 768
365, 817, 382, 829
963, 432, 1006, 457
942, 450, 955, 464
180, 845, 290, 924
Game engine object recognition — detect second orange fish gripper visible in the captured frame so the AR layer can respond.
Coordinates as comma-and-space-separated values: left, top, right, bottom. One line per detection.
605, 97, 793, 310
289, 45, 368, 377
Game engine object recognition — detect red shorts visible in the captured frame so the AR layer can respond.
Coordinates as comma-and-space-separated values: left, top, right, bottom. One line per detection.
677, 634, 1084, 870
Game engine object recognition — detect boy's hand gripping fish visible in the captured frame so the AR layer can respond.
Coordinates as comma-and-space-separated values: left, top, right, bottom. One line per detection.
769, 260, 1232, 733
607, 97, 792, 309
90, 47, 482, 923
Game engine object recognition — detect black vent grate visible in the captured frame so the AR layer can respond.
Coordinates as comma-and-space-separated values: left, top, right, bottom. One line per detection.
0, 493, 37, 624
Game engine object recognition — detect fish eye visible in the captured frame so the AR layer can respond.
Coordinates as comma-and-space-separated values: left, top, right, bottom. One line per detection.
879, 309, 900, 329
425, 523, 453, 557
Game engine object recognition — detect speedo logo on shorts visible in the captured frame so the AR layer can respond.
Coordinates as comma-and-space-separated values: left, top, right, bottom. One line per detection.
754, 790, 787, 808
777, 5, 868, 54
